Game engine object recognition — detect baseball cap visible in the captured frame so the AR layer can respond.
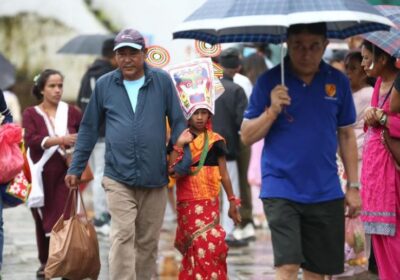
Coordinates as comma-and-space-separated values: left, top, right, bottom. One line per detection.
113, 28, 145, 51
219, 48, 241, 69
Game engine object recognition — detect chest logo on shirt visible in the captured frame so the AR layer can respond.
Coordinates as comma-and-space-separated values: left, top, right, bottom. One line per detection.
325, 84, 336, 97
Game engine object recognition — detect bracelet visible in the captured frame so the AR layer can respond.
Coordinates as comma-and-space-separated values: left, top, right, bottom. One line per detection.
347, 182, 360, 189
228, 195, 241, 206
379, 113, 388, 126
168, 153, 184, 170
173, 145, 184, 154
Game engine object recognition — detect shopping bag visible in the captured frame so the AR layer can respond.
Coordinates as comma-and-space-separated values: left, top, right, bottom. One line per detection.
0, 170, 31, 207
45, 188, 101, 279
344, 217, 368, 268
0, 123, 24, 183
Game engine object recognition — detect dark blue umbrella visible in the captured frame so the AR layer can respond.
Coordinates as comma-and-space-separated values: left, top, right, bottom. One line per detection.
57, 34, 115, 55
0, 53, 16, 90
362, 5, 400, 58
173, 0, 393, 44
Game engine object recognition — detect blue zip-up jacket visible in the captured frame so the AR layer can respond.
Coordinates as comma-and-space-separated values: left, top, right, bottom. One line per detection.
68, 65, 191, 187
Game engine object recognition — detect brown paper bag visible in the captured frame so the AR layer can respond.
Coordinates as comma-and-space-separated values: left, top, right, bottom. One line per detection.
45, 189, 101, 279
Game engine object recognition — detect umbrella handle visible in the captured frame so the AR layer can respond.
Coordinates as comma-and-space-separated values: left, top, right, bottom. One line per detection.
280, 43, 293, 122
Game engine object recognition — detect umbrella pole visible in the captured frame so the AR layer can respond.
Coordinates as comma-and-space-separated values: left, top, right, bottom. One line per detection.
281, 43, 285, 85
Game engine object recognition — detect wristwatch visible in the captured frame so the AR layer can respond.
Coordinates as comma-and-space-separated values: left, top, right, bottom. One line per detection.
347, 182, 360, 189
379, 113, 388, 126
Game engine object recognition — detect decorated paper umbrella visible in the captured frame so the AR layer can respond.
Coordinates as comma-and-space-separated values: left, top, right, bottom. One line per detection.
195, 40, 222, 57
145, 45, 171, 68
212, 62, 224, 79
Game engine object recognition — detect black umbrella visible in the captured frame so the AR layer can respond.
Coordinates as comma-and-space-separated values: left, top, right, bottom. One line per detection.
0, 53, 16, 90
57, 34, 115, 55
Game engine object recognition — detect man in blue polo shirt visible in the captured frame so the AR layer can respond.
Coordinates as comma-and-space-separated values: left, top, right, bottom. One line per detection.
241, 23, 361, 279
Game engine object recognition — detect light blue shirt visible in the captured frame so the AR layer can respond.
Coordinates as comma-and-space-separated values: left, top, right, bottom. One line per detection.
124, 76, 145, 113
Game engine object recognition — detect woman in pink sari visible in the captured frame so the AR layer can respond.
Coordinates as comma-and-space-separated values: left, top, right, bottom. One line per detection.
360, 40, 400, 279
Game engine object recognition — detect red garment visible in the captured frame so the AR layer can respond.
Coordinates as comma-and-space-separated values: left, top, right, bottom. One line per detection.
175, 198, 228, 280
22, 105, 82, 234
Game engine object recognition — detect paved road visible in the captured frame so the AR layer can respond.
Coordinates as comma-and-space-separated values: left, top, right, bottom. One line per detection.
3, 194, 276, 280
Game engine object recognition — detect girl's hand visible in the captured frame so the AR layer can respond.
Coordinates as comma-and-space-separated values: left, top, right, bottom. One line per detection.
176, 128, 193, 147
228, 202, 242, 225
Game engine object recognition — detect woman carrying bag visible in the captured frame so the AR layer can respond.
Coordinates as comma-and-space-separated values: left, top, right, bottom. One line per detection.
22, 69, 81, 279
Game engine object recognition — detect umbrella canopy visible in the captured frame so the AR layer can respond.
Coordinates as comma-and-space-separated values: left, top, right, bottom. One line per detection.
0, 53, 16, 90
57, 34, 115, 55
361, 5, 400, 58
173, 0, 393, 44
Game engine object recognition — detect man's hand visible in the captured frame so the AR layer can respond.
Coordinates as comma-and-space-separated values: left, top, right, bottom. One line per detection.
65, 174, 79, 189
270, 85, 291, 115
345, 188, 362, 218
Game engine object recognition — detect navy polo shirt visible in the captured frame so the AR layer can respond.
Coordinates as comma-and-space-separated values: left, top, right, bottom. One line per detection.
244, 58, 356, 203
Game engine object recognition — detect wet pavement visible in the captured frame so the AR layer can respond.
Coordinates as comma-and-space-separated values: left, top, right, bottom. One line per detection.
3, 192, 380, 280
2, 193, 276, 280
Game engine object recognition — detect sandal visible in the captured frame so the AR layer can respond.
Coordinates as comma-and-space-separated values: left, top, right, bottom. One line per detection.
36, 264, 45, 279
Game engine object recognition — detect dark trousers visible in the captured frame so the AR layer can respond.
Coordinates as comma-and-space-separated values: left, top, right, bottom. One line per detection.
31, 209, 49, 265
237, 141, 253, 226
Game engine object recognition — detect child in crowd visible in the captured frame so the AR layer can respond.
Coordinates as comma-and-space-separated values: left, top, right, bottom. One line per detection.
169, 107, 241, 280
167, 58, 241, 279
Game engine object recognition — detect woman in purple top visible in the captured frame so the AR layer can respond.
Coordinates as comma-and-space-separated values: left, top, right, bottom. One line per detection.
22, 69, 81, 279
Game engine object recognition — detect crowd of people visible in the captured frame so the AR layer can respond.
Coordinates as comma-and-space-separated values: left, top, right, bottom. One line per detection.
0, 22, 399, 280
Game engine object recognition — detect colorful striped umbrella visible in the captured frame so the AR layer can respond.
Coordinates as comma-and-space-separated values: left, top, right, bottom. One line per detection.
362, 5, 400, 58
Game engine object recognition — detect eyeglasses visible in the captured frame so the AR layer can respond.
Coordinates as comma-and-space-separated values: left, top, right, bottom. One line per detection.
291, 42, 325, 53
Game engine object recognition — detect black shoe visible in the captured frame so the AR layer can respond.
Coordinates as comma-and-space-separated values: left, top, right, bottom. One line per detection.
36, 264, 45, 279
225, 237, 249, 247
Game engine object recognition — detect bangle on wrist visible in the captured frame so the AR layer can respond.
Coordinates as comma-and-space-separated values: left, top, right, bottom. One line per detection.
379, 113, 388, 126
228, 195, 241, 206
347, 182, 360, 189
173, 144, 184, 154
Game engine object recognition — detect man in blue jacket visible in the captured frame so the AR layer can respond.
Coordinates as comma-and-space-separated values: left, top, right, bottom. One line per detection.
65, 28, 189, 280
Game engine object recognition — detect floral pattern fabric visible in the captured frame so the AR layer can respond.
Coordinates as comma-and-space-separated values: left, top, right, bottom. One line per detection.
175, 198, 228, 280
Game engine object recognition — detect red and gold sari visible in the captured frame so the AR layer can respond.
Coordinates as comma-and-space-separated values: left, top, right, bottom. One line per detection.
175, 130, 229, 280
